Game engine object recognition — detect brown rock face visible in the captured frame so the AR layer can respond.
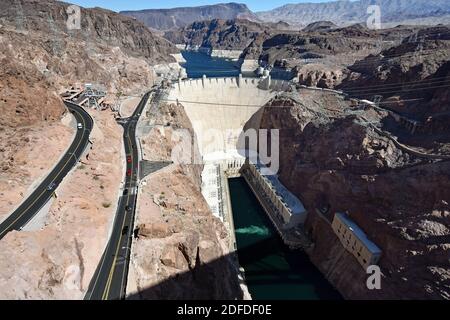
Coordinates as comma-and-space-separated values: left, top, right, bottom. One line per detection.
139, 222, 174, 239
295, 64, 347, 88
164, 19, 273, 51
339, 26, 450, 120
0, 0, 178, 64
259, 89, 450, 299
0, 52, 65, 128
242, 25, 391, 68
127, 102, 242, 300
0, 0, 179, 207
0, 108, 124, 299
0, 0, 180, 300
160, 244, 189, 269
0, 0, 178, 130
0, 122, 73, 220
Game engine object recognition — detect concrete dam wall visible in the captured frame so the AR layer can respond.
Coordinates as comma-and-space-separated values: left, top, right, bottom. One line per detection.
168, 76, 290, 162
167, 76, 309, 252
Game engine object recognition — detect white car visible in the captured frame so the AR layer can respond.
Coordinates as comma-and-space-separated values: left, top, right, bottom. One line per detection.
47, 182, 56, 191
77, 123, 83, 129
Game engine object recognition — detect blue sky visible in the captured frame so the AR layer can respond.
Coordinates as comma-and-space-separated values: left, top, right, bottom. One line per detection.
66, 0, 334, 12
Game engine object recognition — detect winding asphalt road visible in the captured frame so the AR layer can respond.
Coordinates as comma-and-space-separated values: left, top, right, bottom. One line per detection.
85, 91, 151, 300
0, 102, 93, 240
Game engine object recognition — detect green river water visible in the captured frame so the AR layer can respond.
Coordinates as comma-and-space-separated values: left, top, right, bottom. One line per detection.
229, 178, 342, 300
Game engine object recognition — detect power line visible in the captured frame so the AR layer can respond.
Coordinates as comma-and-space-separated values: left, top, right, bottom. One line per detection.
349, 49, 449, 63
162, 98, 264, 108
169, 71, 449, 109
176, 74, 450, 96
292, 47, 450, 69
160, 97, 424, 109
344, 83, 450, 96
182, 49, 448, 77
257, 29, 449, 51
258, 43, 447, 58
339, 75, 450, 91
342, 77, 450, 92
331, 50, 449, 70
184, 51, 449, 79
342, 75, 450, 87
182, 44, 449, 76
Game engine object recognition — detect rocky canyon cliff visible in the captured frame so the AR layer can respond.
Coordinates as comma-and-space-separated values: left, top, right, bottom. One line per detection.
0, 0, 179, 299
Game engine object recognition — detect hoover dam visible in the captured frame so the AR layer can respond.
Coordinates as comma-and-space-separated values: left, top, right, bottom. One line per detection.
168, 75, 290, 161
167, 75, 285, 221
165, 74, 341, 299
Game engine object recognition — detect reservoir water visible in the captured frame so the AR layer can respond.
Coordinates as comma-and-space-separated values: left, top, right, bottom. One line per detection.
229, 178, 342, 300
181, 51, 240, 78
181, 51, 293, 80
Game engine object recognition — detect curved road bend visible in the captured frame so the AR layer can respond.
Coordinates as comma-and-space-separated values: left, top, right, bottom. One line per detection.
85, 91, 152, 300
0, 102, 94, 240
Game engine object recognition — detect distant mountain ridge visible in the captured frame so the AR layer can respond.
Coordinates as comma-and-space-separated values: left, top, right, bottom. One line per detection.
256, 0, 450, 27
120, 2, 259, 31
121, 0, 450, 31
163, 19, 279, 51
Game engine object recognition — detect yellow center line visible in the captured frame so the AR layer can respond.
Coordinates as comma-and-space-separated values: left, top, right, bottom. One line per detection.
101, 196, 129, 300
89, 124, 131, 299
118, 128, 140, 297
102, 128, 134, 300
0, 107, 87, 238
99, 94, 149, 300
119, 220, 132, 296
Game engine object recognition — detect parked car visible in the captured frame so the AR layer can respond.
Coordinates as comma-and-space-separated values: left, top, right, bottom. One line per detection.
123, 189, 128, 196
122, 226, 129, 235
126, 169, 132, 177
127, 156, 132, 163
